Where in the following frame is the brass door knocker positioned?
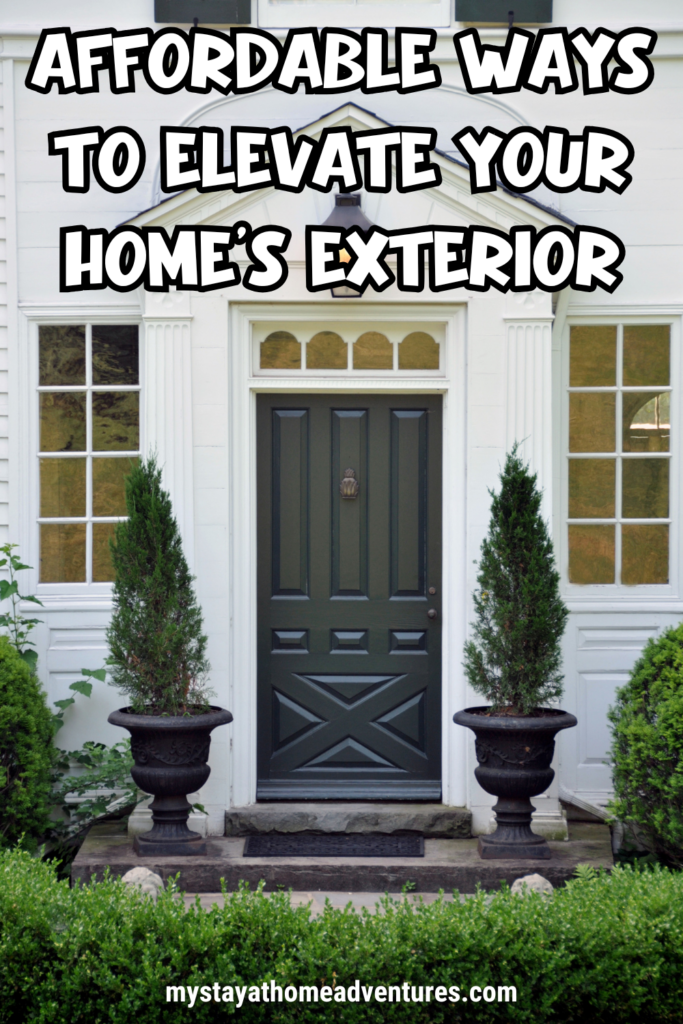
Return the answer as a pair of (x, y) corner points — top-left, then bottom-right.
(340, 468), (360, 499)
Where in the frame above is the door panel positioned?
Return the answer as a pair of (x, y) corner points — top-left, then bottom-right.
(391, 409), (428, 597)
(257, 393), (442, 800)
(272, 409), (309, 597)
(331, 409), (368, 597)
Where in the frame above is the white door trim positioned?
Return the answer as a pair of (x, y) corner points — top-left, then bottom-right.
(226, 300), (468, 809)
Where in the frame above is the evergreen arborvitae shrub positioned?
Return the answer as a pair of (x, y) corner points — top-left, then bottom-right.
(464, 446), (569, 714)
(608, 622), (683, 868)
(107, 456), (210, 715)
(0, 635), (54, 847)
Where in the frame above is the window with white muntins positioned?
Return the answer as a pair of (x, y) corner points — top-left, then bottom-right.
(566, 323), (673, 588)
(37, 324), (140, 584)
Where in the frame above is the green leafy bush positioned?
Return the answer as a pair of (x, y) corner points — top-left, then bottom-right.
(0, 543), (44, 675)
(52, 740), (137, 832)
(464, 446), (569, 714)
(107, 455), (211, 714)
(608, 622), (683, 868)
(0, 638), (55, 848)
(0, 544), (142, 853)
(1, 848), (683, 1023)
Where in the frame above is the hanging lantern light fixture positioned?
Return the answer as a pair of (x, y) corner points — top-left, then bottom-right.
(321, 193), (373, 297)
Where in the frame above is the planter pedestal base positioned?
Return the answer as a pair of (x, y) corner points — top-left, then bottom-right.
(134, 834), (207, 857)
(478, 836), (550, 859)
(478, 797), (550, 860)
(133, 794), (207, 857)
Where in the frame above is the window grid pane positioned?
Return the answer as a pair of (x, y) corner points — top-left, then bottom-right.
(568, 324), (671, 586)
(39, 324), (140, 584)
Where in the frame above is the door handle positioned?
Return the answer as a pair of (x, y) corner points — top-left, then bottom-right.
(427, 608), (438, 620)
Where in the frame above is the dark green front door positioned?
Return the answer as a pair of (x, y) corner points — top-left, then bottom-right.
(257, 394), (442, 799)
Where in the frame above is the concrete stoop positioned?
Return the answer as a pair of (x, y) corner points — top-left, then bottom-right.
(72, 821), (612, 893)
(224, 803), (472, 839)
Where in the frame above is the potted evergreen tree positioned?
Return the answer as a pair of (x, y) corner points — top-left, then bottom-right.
(454, 446), (576, 860)
(107, 456), (232, 856)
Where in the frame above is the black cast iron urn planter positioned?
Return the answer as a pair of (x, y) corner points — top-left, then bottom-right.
(108, 706), (233, 856)
(454, 707), (577, 860)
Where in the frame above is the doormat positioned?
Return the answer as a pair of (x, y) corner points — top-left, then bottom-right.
(243, 833), (425, 857)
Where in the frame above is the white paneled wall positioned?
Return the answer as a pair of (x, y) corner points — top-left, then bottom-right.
(560, 612), (679, 808)
(0, 62), (10, 544)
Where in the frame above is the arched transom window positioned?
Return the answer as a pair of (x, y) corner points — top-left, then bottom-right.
(254, 323), (445, 374)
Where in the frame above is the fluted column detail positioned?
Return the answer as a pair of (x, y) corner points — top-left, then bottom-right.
(143, 293), (195, 568)
(505, 309), (554, 524)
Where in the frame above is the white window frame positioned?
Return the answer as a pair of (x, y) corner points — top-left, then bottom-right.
(257, 0), (452, 29)
(21, 311), (143, 602)
(560, 314), (680, 601)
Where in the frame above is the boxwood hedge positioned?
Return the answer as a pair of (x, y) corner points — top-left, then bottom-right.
(1, 848), (682, 1023)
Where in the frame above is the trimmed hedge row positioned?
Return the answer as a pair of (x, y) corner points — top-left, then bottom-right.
(1, 849), (683, 1023)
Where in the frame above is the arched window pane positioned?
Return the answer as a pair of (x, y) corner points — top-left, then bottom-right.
(353, 332), (393, 369)
(623, 392), (670, 452)
(307, 331), (347, 370)
(260, 331), (301, 370)
(399, 332), (439, 370)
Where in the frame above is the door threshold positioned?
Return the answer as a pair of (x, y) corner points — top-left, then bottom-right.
(257, 781), (442, 801)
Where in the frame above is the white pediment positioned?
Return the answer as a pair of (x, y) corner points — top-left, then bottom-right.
(128, 101), (572, 248)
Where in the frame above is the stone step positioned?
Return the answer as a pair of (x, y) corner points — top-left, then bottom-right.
(72, 821), (612, 893)
(224, 803), (472, 839)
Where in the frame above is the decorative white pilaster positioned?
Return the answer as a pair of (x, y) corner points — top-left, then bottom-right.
(502, 291), (567, 841)
(505, 291), (554, 525)
(142, 291), (195, 568)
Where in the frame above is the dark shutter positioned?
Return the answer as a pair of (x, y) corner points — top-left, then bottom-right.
(154, 0), (250, 23)
(456, 0), (552, 21)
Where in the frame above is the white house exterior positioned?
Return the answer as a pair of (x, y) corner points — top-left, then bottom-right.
(1, 0), (682, 837)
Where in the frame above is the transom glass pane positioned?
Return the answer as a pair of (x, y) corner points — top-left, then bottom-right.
(399, 332), (439, 370)
(260, 331), (301, 370)
(39, 325), (85, 386)
(569, 325), (616, 387)
(306, 331), (347, 369)
(92, 325), (139, 385)
(353, 332), (393, 369)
